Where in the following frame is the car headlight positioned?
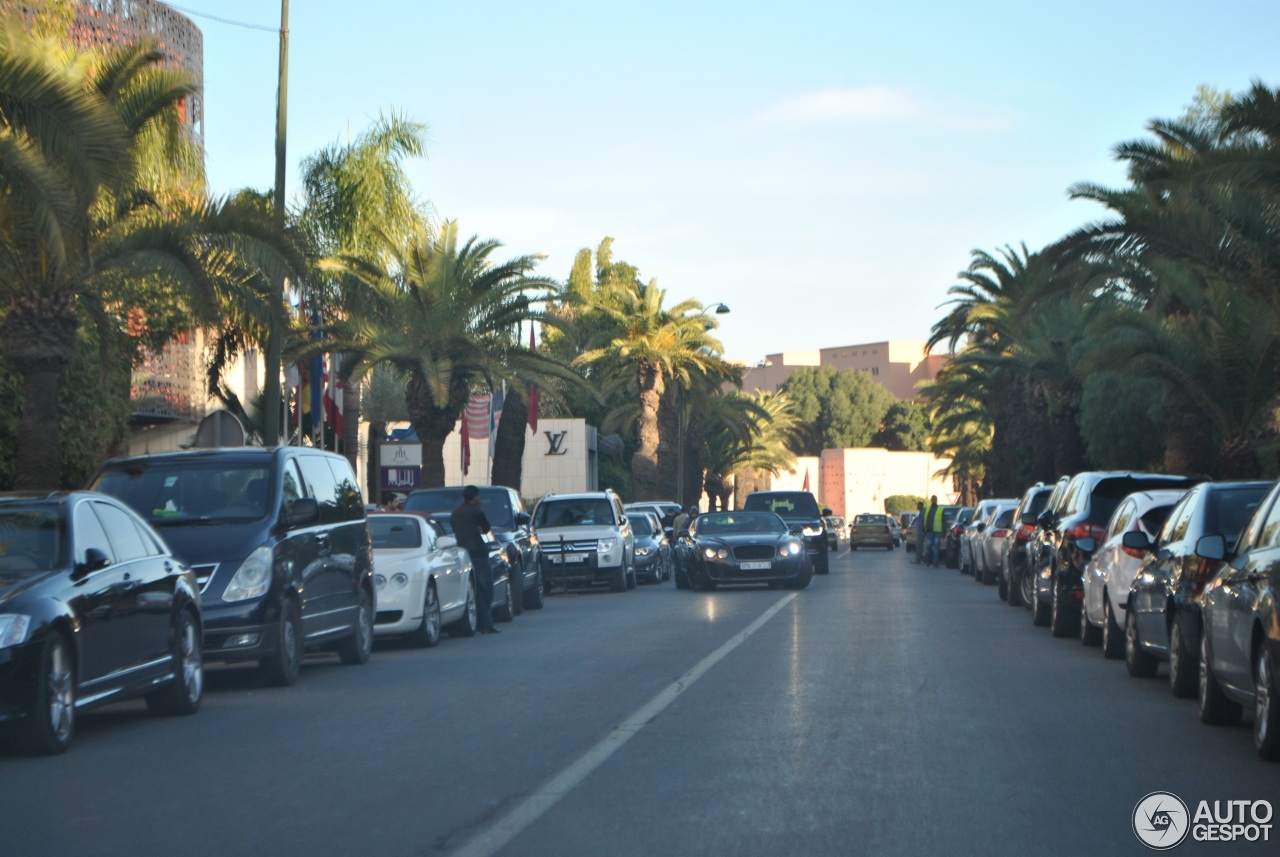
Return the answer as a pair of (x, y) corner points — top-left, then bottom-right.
(0, 614), (32, 648)
(635, 547), (653, 556)
(801, 525), (822, 537)
(391, 573), (409, 589)
(597, 538), (618, 554)
(778, 540), (803, 557)
(223, 546), (273, 602)
(702, 546), (729, 561)
(374, 574), (387, 590)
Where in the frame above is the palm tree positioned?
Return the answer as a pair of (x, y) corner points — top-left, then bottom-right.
(312, 221), (576, 487)
(702, 390), (800, 510)
(575, 283), (732, 500)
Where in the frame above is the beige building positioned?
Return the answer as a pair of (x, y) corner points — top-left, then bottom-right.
(741, 340), (948, 401)
(762, 449), (954, 517)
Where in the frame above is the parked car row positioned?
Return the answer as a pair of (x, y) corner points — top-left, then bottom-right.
(968, 469), (1280, 762)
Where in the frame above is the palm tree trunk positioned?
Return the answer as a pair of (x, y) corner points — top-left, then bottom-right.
(656, 384), (680, 500)
(1164, 384), (1216, 475)
(491, 386), (529, 490)
(682, 412), (704, 509)
(632, 363), (663, 500)
(1, 295), (78, 490)
(406, 373), (461, 489)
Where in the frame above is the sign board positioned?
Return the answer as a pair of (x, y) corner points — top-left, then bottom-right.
(381, 467), (421, 490)
(380, 442), (422, 468)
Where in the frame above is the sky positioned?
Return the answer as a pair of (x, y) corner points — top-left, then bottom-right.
(181, 0), (1280, 365)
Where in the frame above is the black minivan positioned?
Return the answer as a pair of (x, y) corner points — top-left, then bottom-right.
(91, 448), (375, 686)
(742, 490), (831, 574)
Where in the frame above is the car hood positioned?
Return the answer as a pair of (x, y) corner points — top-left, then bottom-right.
(147, 519), (272, 566)
(696, 533), (791, 546)
(0, 569), (60, 607)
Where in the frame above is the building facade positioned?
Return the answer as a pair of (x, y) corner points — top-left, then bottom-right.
(741, 340), (948, 401)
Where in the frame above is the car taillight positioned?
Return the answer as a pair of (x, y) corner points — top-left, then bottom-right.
(952, 526), (964, 536)
(991, 528), (1010, 539)
(1015, 523), (1034, 541)
(1122, 545), (1145, 560)
(1066, 523), (1106, 545)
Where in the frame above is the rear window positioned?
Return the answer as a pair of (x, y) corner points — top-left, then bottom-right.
(855, 514), (888, 525)
(994, 509), (1016, 528)
(369, 517), (423, 549)
(743, 492), (821, 518)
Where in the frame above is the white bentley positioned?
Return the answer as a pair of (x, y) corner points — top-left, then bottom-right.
(368, 512), (477, 645)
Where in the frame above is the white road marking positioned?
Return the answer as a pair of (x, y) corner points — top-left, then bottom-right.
(450, 592), (798, 857)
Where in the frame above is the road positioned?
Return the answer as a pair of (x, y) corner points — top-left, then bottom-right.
(2, 547), (1276, 856)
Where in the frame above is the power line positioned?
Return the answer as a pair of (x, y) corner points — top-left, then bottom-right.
(164, 3), (279, 34)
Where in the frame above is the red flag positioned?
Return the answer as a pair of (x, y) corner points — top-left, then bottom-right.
(527, 326), (539, 433)
(460, 410), (471, 476)
(802, 468), (810, 492)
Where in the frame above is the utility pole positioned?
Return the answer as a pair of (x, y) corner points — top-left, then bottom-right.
(263, 0), (289, 445)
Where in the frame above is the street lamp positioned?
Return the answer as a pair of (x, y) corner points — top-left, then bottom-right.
(676, 302), (732, 507)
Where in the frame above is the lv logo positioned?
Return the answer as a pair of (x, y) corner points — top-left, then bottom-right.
(545, 430), (568, 456)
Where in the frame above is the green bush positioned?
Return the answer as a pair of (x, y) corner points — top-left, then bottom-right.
(884, 494), (924, 514)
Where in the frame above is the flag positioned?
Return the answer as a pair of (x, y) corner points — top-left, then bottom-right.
(323, 352), (344, 436)
(460, 409), (471, 476)
(489, 383), (504, 437)
(802, 468), (810, 492)
(465, 393), (491, 439)
(527, 326), (539, 433)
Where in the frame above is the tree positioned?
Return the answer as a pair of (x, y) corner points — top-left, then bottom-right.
(872, 400), (929, 451)
(780, 366), (897, 455)
(701, 390), (799, 510)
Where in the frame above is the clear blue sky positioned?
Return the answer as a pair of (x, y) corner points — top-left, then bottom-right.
(184, 0), (1280, 364)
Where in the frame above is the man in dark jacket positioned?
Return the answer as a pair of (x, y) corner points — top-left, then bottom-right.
(451, 485), (498, 634)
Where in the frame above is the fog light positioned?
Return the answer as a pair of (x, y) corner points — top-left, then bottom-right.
(224, 633), (260, 648)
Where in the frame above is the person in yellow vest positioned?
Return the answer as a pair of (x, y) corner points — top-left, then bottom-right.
(924, 495), (944, 567)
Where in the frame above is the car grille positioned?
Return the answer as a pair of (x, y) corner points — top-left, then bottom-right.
(192, 564), (218, 593)
(733, 545), (775, 561)
(542, 539), (599, 554)
(375, 610), (403, 625)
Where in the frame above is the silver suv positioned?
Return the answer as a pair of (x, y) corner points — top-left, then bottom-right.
(532, 490), (636, 592)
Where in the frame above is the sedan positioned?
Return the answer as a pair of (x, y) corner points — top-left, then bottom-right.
(1077, 489), (1185, 657)
(849, 514), (895, 550)
(631, 511), (672, 584)
(1122, 482), (1269, 695)
(971, 503), (1018, 585)
(1197, 478), (1280, 761)
(369, 513), (478, 645)
(674, 511), (811, 591)
(0, 492), (204, 755)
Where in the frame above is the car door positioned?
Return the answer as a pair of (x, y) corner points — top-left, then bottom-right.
(1087, 498), (1132, 623)
(1132, 495), (1187, 654)
(68, 498), (126, 688)
(90, 499), (174, 676)
(1220, 494), (1280, 691)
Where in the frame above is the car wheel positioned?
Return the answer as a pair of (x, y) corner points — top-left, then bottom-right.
(691, 562), (717, 591)
(494, 576), (515, 623)
(407, 581), (442, 648)
(1080, 605), (1102, 647)
(788, 564), (813, 590)
(610, 564), (628, 593)
(1016, 566), (1033, 610)
(849, 545), (858, 551)
(509, 560), (525, 616)
(1006, 565), (1023, 607)
(146, 609), (203, 716)
(626, 564), (637, 590)
(1102, 597), (1125, 660)
(18, 630), (75, 755)
(337, 587), (374, 665)
(1031, 575), (1051, 626)
(523, 566), (545, 610)
(1199, 634), (1242, 725)
(1254, 645), (1280, 761)
(674, 560), (691, 590)
(261, 598), (303, 687)
(815, 552), (830, 575)
(1124, 608), (1159, 677)
(1168, 615), (1196, 697)
(1050, 582), (1075, 638)
(448, 579), (478, 637)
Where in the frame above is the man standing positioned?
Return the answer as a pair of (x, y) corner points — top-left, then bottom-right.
(924, 495), (944, 567)
(452, 485), (498, 634)
(913, 500), (926, 563)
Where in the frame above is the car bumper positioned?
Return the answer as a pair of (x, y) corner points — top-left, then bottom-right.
(540, 553), (622, 585)
(373, 580), (427, 636)
(198, 598), (281, 662)
(699, 555), (807, 584)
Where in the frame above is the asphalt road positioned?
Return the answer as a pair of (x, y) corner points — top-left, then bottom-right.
(2, 547), (1277, 856)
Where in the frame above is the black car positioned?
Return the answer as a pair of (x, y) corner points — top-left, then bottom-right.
(1002, 482), (1057, 607)
(741, 490), (830, 574)
(1124, 481), (1270, 696)
(0, 492), (204, 754)
(91, 447), (375, 687)
(1197, 479), (1280, 760)
(425, 515), (517, 621)
(673, 510), (811, 590)
(405, 486), (543, 610)
(630, 511), (671, 584)
(1028, 471), (1199, 638)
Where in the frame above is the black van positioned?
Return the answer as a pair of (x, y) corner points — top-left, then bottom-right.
(742, 490), (832, 574)
(91, 448), (375, 686)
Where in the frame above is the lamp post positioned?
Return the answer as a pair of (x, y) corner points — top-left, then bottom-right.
(263, 0), (289, 446)
(676, 302), (731, 507)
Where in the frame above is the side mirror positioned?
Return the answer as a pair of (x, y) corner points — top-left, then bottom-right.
(1121, 531), (1152, 552)
(975, 521), (986, 532)
(437, 535), (458, 549)
(75, 547), (111, 577)
(1075, 536), (1097, 553)
(619, 514), (628, 525)
(1194, 533), (1226, 562)
(514, 512), (531, 527)
(289, 497), (320, 527)
(1037, 511), (1053, 528)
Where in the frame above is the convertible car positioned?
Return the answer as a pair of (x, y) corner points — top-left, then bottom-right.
(674, 510), (812, 591)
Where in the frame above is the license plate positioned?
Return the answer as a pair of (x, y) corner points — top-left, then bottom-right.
(562, 553), (587, 564)
(739, 561), (771, 570)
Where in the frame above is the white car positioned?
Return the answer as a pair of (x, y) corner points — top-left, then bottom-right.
(971, 501), (1019, 585)
(369, 512), (477, 646)
(960, 498), (1015, 576)
(1079, 489), (1188, 654)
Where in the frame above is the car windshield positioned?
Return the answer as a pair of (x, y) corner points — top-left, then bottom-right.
(695, 512), (786, 536)
(630, 515), (656, 536)
(368, 516), (423, 549)
(404, 488), (515, 528)
(742, 492), (821, 518)
(0, 507), (63, 575)
(534, 498), (615, 528)
(855, 514), (888, 525)
(93, 462), (271, 523)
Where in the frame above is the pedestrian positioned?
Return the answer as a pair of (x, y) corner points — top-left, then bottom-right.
(673, 504), (699, 536)
(451, 485), (499, 634)
(923, 495), (944, 567)
(379, 493), (405, 512)
(913, 500), (925, 562)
